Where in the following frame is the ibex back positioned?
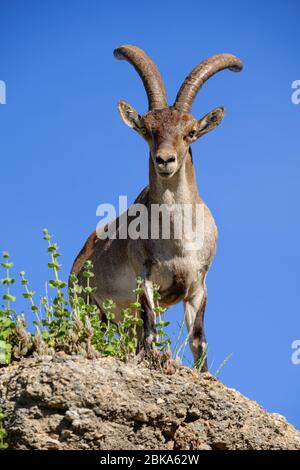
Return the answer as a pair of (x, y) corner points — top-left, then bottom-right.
(71, 45), (243, 369)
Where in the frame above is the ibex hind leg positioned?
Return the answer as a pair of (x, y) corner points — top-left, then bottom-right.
(184, 284), (208, 371)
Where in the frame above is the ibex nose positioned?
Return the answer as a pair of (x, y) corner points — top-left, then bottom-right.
(155, 155), (176, 165)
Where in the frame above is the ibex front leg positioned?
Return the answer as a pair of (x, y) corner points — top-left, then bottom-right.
(137, 279), (157, 353)
(184, 283), (208, 371)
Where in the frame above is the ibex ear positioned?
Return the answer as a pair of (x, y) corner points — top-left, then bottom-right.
(118, 100), (142, 131)
(196, 107), (225, 138)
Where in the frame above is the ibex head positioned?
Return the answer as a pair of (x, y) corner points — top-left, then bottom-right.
(115, 45), (243, 179)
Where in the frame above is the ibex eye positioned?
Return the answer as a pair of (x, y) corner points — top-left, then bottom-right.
(140, 127), (147, 135)
(188, 130), (196, 138)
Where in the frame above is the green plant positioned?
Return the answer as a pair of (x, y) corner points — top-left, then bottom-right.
(214, 353), (233, 378)
(0, 411), (8, 449)
(41, 229), (71, 346)
(116, 276), (144, 360)
(20, 271), (41, 332)
(0, 251), (16, 364)
(0, 230), (193, 372)
(68, 263), (100, 357)
(172, 317), (189, 363)
(68, 267), (144, 360)
(153, 284), (170, 353)
(0, 230), (150, 363)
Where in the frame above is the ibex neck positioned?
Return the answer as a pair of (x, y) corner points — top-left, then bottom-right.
(149, 150), (199, 205)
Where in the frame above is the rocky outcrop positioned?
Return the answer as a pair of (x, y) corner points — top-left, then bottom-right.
(0, 355), (299, 450)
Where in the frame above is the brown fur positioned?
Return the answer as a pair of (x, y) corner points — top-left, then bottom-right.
(72, 231), (98, 277)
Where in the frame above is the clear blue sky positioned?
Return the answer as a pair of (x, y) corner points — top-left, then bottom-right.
(1, 0), (299, 429)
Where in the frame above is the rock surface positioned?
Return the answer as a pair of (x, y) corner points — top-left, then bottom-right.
(0, 355), (299, 450)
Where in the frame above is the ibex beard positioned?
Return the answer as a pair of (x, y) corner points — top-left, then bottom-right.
(71, 45), (243, 370)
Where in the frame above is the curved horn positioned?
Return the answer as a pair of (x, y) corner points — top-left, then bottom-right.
(114, 45), (167, 110)
(174, 53), (243, 113)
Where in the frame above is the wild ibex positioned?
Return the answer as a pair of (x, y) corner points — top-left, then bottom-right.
(71, 45), (243, 369)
